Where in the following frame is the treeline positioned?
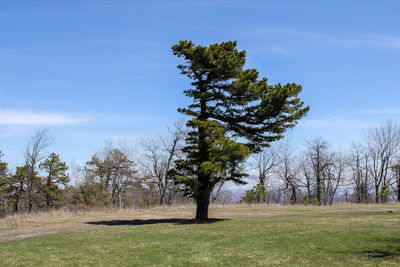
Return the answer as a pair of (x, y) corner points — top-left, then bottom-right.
(1, 121), (400, 217)
(71, 122), (189, 209)
(242, 121), (400, 205)
(0, 124), (190, 217)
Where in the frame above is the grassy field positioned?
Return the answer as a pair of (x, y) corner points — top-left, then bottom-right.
(1, 204), (400, 266)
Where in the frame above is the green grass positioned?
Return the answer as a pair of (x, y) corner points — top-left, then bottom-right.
(1, 211), (400, 266)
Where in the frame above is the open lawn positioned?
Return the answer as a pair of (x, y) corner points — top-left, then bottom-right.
(1, 204), (400, 266)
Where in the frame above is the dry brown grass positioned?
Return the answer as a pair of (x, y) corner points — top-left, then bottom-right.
(1, 202), (399, 231)
(0, 205), (194, 230)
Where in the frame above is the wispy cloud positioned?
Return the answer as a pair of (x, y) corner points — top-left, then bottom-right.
(242, 27), (400, 50)
(93, 0), (235, 9)
(112, 72), (173, 82)
(0, 10), (93, 18)
(22, 39), (163, 50)
(362, 108), (400, 115)
(363, 35), (400, 49)
(247, 44), (293, 56)
(300, 117), (376, 129)
(0, 109), (88, 125)
(267, 44), (292, 54)
(90, 112), (167, 126)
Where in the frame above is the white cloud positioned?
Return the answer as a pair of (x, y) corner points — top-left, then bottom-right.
(0, 109), (88, 125)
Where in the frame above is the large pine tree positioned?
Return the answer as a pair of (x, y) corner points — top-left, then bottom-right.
(172, 40), (309, 220)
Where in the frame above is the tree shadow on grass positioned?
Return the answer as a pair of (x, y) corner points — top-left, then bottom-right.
(85, 218), (226, 226)
(363, 249), (400, 258)
(363, 238), (400, 259)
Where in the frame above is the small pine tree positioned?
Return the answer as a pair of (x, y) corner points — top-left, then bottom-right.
(39, 153), (69, 209)
(379, 185), (392, 203)
(242, 184), (267, 204)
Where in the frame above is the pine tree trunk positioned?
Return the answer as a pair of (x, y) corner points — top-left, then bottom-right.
(195, 194), (210, 220)
(13, 199), (18, 213)
(46, 177), (51, 209)
(46, 193), (50, 209)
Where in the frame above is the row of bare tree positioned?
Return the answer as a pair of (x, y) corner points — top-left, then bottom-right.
(244, 121), (400, 205)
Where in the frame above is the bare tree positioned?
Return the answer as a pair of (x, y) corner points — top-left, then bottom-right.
(249, 143), (281, 203)
(277, 142), (300, 204)
(139, 121), (185, 205)
(391, 156), (400, 202)
(210, 181), (225, 203)
(349, 143), (370, 203)
(365, 121), (400, 202)
(304, 138), (329, 205)
(297, 138), (346, 205)
(298, 156), (314, 203)
(24, 128), (53, 212)
(210, 184), (235, 204)
(323, 151), (346, 205)
(252, 143), (281, 187)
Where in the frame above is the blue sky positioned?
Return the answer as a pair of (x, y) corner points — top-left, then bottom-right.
(1, 0), (399, 169)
